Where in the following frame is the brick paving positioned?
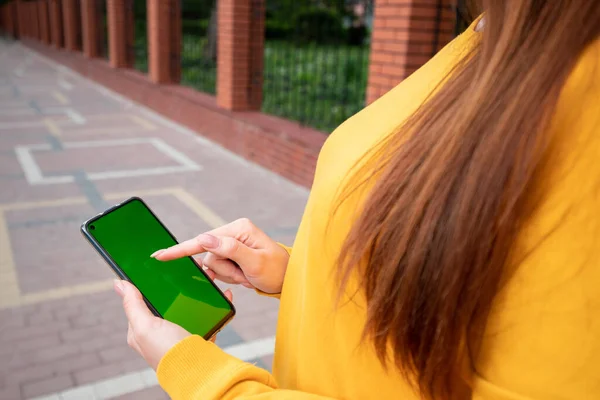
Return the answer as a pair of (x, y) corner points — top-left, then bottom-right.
(0, 39), (308, 399)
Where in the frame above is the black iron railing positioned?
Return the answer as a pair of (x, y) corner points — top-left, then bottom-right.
(133, 0), (147, 73)
(96, 0), (108, 59)
(261, 0), (372, 133)
(179, 0), (217, 94)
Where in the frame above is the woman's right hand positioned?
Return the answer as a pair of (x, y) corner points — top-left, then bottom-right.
(152, 218), (289, 294)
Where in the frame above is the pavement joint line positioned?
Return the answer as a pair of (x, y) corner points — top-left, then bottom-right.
(0, 108), (35, 115)
(29, 336), (277, 400)
(129, 115), (157, 130)
(51, 90), (69, 105)
(148, 138), (200, 169)
(25, 47), (308, 195)
(14, 138), (202, 185)
(7, 214), (91, 229)
(46, 126), (157, 136)
(64, 108), (86, 124)
(39, 108), (84, 122)
(0, 212), (20, 308)
(57, 78), (73, 90)
(0, 188), (229, 310)
(28, 99), (42, 114)
(14, 144), (49, 184)
(43, 118), (62, 137)
(0, 121), (45, 129)
(45, 135), (64, 151)
(72, 169), (111, 212)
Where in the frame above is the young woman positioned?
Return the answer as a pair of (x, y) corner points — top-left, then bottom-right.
(114, 1), (600, 398)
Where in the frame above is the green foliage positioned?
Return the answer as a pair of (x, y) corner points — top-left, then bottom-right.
(182, 19), (210, 36)
(181, 1), (213, 19)
(139, 19), (370, 133)
(262, 41), (369, 132)
(133, 0), (147, 18)
(180, 35), (217, 94)
(133, 20), (148, 73)
(265, 20), (293, 40)
(293, 7), (346, 44)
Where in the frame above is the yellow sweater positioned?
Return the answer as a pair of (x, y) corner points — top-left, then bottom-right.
(157, 23), (600, 399)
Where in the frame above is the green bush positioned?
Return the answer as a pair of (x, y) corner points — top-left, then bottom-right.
(181, 1), (213, 19)
(348, 26), (368, 46)
(182, 19), (210, 36)
(265, 20), (293, 40)
(293, 8), (346, 44)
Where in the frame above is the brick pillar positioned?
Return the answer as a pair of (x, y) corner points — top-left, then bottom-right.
(22, 1), (29, 38)
(8, 1), (18, 38)
(49, 0), (63, 47)
(107, 0), (134, 68)
(217, 0), (264, 111)
(0, 4), (8, 35)
(147, 0), (180, 83)
(24, 2), (30, 38)
(31, 1), (40, 39)
(16, 0), (24, 38)
(38, 0), (51, 44)
(366, 0), (455, 104)
(81, 0), (101, 58)
(62, 0), (82, 51)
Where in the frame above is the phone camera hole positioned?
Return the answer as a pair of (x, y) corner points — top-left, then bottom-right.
(90, 225), (96, 230)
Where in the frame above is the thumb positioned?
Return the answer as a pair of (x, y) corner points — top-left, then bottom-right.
(114, 280), (154, 332)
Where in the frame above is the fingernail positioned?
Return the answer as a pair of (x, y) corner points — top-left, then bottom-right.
(113, 279), (125, 297)
(150, 249), (165, 258)
(199, 234), (219, 249)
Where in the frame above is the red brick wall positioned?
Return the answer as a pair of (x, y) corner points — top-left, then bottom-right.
(367, 0), (455, 103)
(217, 0), (264, 111)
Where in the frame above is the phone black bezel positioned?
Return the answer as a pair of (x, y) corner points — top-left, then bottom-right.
(80, 196), (236, 340)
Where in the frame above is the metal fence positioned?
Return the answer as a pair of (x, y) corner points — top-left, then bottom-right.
(96, 0), (108, 59)
(74, 0), (83, 50)
(261, 0), (372, 133)
(133, 0), (147, 73)
(179, 0), (217, 94)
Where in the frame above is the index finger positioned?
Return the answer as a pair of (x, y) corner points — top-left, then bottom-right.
(154, 220), (256, 261)
(153, 235), (210, 261)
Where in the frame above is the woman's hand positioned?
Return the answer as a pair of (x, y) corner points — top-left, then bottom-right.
(153, 218), (289, 294)
(114, 279), (233, 370)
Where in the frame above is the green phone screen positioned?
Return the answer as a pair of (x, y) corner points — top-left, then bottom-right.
(86, 198), (233, 337)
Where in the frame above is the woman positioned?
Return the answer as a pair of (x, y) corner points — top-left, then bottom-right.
(113, 1), (600, 398)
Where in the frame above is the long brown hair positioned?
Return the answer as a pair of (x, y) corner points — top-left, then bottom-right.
(338, 1), (600, 399)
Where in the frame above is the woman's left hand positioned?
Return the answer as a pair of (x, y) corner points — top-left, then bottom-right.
(114, 279), (233, 370)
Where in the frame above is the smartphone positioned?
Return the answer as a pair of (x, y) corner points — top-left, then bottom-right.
(81, 197), (235, 339)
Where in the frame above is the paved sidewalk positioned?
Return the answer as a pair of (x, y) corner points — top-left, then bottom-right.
(0, 39), (308, 400)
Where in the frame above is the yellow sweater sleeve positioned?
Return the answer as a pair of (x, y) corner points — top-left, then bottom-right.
(157, 336), (337, 399)
(254, 243), (291, 299)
